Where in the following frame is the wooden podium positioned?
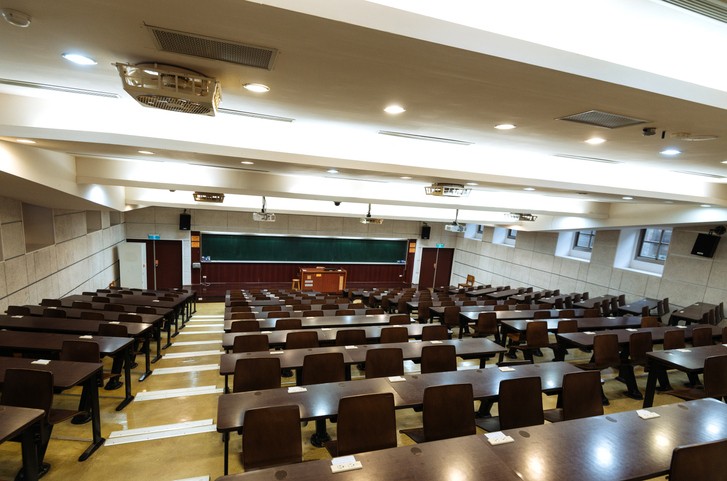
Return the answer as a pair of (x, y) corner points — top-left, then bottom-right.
(299, 268), (347, 293)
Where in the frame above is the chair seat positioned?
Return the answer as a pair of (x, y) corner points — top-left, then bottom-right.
(543, 408), (565, 423)
(49, 408), (82, 425)
(664, 386), (706, 401)
(399, 427), (426, 444)
(474, 416), (502, 432)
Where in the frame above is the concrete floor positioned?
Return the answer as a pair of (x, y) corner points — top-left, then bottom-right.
(0, 302), (701, 480)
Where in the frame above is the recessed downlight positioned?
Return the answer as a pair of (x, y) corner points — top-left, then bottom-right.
(15, 138), (36, 144)
(138, 150), (154, 155)
(400, 176), (412, 180)
(240, 161), (254, 165)
(494, 124), (516, 130)
(585, 137), (606, 145)
(622, 196), (633, 200)
(721, 160), (727, 164)
(701, 204), (712, 208)
(243, 83), (270, 93)
(61, 53), (97, 65)
(523, 187), (536, 191)
(660, 148), (681, 156)
(466, 182), (478, 186)
(384, 104), (405, 114)
(327, 169), (339, 174)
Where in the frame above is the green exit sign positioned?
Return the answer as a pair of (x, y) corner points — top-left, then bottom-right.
(436, 243), (445, 248)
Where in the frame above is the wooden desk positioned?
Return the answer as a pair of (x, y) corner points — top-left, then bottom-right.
(643, 344), (727, 408)
(454, 309), (586, 339)
(618, 298), (659, 316)
(573, 295), (615, 309)
(668, 302), (717, 325)
(0, 331), (134, 411)
(464, 286), (500, 297)
(0, 405), (44, 481)
(0, 314), (154, 381)
(108, 287), (197, 320)
(222, 324), (433, 351)
(299, 268), (347, 293)
(219, 338), (506, 391)
(224, 314), (400, 332)
(485, 288), (524, 300)
(0, 357), (105, 461)
(503, 316), (642, 338)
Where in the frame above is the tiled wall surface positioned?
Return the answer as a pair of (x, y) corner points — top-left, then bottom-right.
(451, 226), (727, 310)
(0, 196), (123, 313)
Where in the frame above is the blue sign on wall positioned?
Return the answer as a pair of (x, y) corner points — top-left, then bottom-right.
(436, 243), (445, 248)
(147, 234), (161, 240)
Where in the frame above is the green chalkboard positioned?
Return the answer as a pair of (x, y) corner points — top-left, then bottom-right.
(200, 234), (408, 264)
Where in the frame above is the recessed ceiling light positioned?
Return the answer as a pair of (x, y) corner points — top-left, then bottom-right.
(701, 204), (712, 208)
(384, 105), (406, 114)
(466, 182), (478, 186)
(494, 124), (516, 130)
(1, 9), (31, 27)
(15, 138), (36, 144)
(327, 169), (339, 174)
(523, 187), (536, 191)
(137, 150), (154, 155)
(585, 137), (606, 145)
(243, 83), (270, 93)
(400, 176), (412, 180)
(664, 200), (674, 204)
(622, 196), (633, 200)
(721, 160), (727, 164)
(660, 148), (681, 156)
(61, 53), (97, 66)
(240, 161), (254, 165)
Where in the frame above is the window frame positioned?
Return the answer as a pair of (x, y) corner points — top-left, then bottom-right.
(506, 229), (518, 240)
(635, 228), (672, 264)
(573, 230), (596, 252)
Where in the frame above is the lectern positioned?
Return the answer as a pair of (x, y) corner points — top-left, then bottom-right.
(299, 267), (347, 293)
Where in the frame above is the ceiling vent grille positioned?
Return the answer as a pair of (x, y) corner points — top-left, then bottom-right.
(661, 0), (727, 23)
(217, 107), (294, 123)
(147, 24), (277, 70)
(0, 78), (119, 98)
(557, 110), (648, 129)
(378, 130), (473, 145)
(671, 170), (727, 179)
(554, 154), (624, 165)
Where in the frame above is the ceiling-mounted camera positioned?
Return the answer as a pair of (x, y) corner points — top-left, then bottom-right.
(642, 127), (656, 136)
(334, 201), (341, 206)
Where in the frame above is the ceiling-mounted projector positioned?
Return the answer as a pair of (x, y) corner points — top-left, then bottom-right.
(253, 212), (276, 222)
(507, 213), (538, 222)
(444, 223), (465, 233)
(360, 203), (383, 224)
(424, 183), (471, 197)
(115, 62), (221, 116)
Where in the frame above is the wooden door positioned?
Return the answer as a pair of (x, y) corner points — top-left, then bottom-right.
(419, 248), (454, 289)
(128, 239), (183, 289)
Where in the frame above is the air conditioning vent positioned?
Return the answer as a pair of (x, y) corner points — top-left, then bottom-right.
(557, 110), (648, 129)
(425, 183), (471, 197)
(193, 192), (225, 203)
(661, 0), (727, 23)
(0, 78), (119, 98)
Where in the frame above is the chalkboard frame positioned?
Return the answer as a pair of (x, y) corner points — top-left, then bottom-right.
(200, 232), (408, 264)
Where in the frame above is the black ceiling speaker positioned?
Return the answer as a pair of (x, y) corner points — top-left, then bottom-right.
(421, 224), (431, 239)
(691, 233), (720, 258)
(179, 211), (191, 230)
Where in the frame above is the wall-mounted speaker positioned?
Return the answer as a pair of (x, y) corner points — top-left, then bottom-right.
(421, 225), (431, 239)
(179, 213), (191, 230)
(691, 233), (720, 258)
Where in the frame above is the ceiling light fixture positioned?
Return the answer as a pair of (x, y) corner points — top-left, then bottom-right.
(62, 53), (97, 66)
(0, 9), (31, 27)
(622, 196), (634, 200)
(327, 169), (339, 174)
(494, 124), (516, 130)
(243, 83), (270, 93)
(660, 148), (681, 156)
(15, 139), (36, 144)
(138, 150), (154, 155)
(466, 182), (478, 186)
(585, 137), (606, 145)
(240, 161), (254, 165)
(384, 105), (405, 114)
(701, 204), (712, 208)
(523, 187), (536, 191)
(400, 176), (412, 180)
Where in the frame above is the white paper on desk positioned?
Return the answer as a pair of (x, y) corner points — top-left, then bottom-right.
(109, 321), (120, 324)
(388, 376), (406, 382)
(269, 350), (284, 354)
(345, 345), (358, 349)
(499, 366), (516, 372)
(261, 331), (272, 334)
(485, 432), (515, 445)
(677, 326), (687, 329)
(637, 409), (660, 420)
(288, 386), (307, 393)
(584, 331), (596, 335)
(321, 328), (332, 331)
(31, 359), (51, 365)
(429, 340), (443, 344)
(626, 328), (638, 332)
(677, 349), (691, 353)
(79, 335), (93, 339)
(332, 455), (357, 466)
(46, 306), (57, 309)
(11, 315), (23, 318)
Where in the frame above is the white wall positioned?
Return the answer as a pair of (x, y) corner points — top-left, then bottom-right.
(451, 225), (727, 310)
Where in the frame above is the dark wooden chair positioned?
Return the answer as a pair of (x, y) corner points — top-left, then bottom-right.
(420, 345), (457, 374)
(104, 303), (125, 312)
(558, 309), (575, 318)
(302, 352), (347, 446)
(364, 348), (404, 378)
(80, 311), (105, 320)
(442, 306), (461, 329)
(335, 329), (367, 346)
(232, 334), (270, 353)
(40, 299), (61, 307)
(400, 383), (475, 443)
(533, 310), (551, 319)
(325, 393), (396, 457)
(551, 319), (577, 361)
(510, 321), (550, 363)
(242, 405), (302, 471)
(229, 320), (260, 332)
(583, 308), (600, 317)
(275, 318), (302, 330)
(665, 354), (727, 402)
(421, 325), (449, 341)
(388, 314), (411, 325)
(669, 438), (727, 481)
(576, 333), (622, 405)
(285, 331), (319, 349)
(473, 312), (500, 344)
(691, 326), (714, 347)
(266, 311), (290, 318)
(379, 327), (408, 344)
(97, 323), (128, 389)
(335, 309), (355, 316)
(543, 371), (603, 422)
(136, 306), (157, 315)
(640, 316), (659, 328)
(302, 310), (324, 317)
(42, 308), (66, 318)
(416, 301), (432, 324)
(229, 312), (256, 320)
(71, 301), (92, 309)
(6, 305), (31, 316)
(476, 376), (544, 431)
(60, 340), (102, 424)
(664, 329), (686, 350)
(118, 313), (143, 323)
(233, 357), (281, 392)
(366, 308), (385, 315)
(229, 306), (252, 313)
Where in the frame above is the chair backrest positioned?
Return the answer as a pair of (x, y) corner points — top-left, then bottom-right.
(302, 310), (324, 317)
(71, 301), (93, 309)
(422, 383), (475, 441)
(669, 438), (727, 481)
(104, 303), (126, 312)
(533, 310), (551, 319)
(80, 311), (105, 320)
(583, 308), (600, 317)
(92, 296), (110, 303)
(475, 312), (498, 337)
(335, 393), (397, 456)
(275, 318), (302, 330)
(722, 326), (727, 344)
(230, 320), (261, 332)
(302, 352), (346, 385)
(389, 314), (410, 325)
(663, 329), (686, 350)
(266, 311), (290, 318)
(442, 306), (461, 327)
(524, 321), (550, 348)
(497, 376), (544, 430)
(136, 306), (157, 315)
(379, 327), (408, 344)
(703, 354), (727, 399)
(285, 331), (319, 349)
(420, 344), (457, 374)
(556, 319), (578, 334)
(261, 305), (280, 312)
(43, 308), (66, 318)
(494, 304), (509, 311)
(6, 305), (31, 316)
(421, 325), (448, 341)
(230, 306), (252, 313)
(233, 357), (282, 392)
(629, 331), (653, 366)
(561, 371), (604, 421)
(230, 312), (256, 320)
(335, 329), (367, 346)
(118, 313), (143, 323)
(98, 323), (129, 337)
(40, 298), (62, 307)
(366, 308), (385, 315)
(232, 334), (270, 353)
(242, 405), (302, 471)
(640, 316), (659, 328)
(322, 303), (340, 310)
(1, 368), (53, 419)
(691, 326), (713, 347)
(558, 309), (575, 318)
(593, 333), (621, 367)
(60, 340), (101, 363)
(554, 298), (565, 309)
(335, 309), (356, 316)
(364, 348), (404, 378)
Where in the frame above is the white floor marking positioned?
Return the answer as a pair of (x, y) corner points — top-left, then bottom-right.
(162, 350), (224, 359)
(172, 340), (222, 346)
(151, 364), (220, 375)
(134, 385), (223, 401)
(105, 419), (217, 445)
(177, 330), (225, 335)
